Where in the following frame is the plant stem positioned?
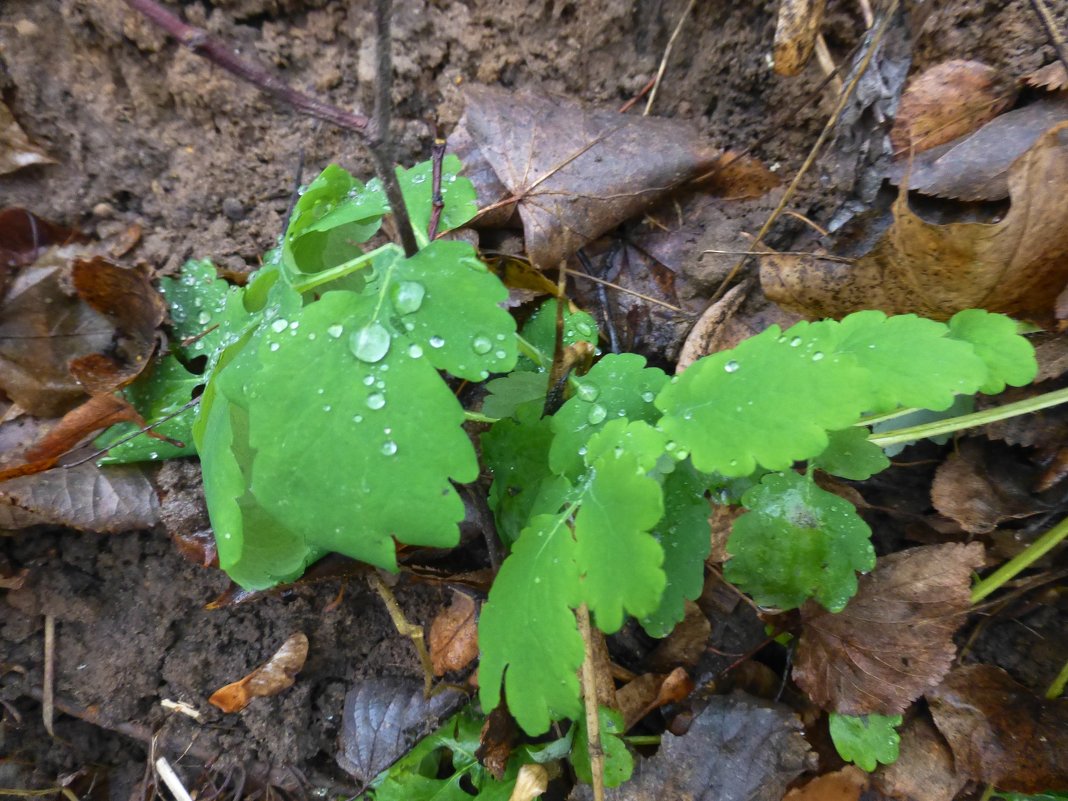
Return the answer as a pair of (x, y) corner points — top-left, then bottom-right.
(290, 243), (398, 294)
(577, 603), (606, 801)
(1046, 657), (1068, 700)
(463, 411), (499, 424)
(868, 386), (1068, 448)
(516, 334), (548, 368)
(856, 406), (921, 427)
(971, 516), (1068, 603)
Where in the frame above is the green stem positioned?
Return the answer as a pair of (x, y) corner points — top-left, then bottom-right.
(856, 406), (922, 427)
(464, 411), (499, 424)
(515, 333), (548, 368)
(1046, 658), (1068, 700)
(971, 516), (1068, 603)
(290, 242), (399, 294)
(622, 735), (661, 746)
(868, 386), (1068, 448)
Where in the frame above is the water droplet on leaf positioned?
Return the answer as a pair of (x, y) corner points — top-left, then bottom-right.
(587, 404), (607, 425)
(789, 336), (802, 347)
(429, 335), (445, 348)
(350, 323), (391, 363)
(472, 335), (492, 354)
(271, 319), (288, 333)
(327, 324), (344, 339)
(381, 440), (398, 455)
(269, 342), (280, 352)
(576, 382), (599, 402)
(724, 360), (740, 373)
(197, 311), (211, 325)
(408, 344), (424, 358)
(641, 391), (655, 402)
(391, 281), (425, 314)
(366, 393), (386, 410)
(812, 351), (825, 361)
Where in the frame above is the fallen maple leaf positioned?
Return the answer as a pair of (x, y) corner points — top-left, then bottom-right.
(927, 664), (1068, 793)
(208, 632), (309, 713)
(763, 120), (1068, 323)
(793, 543), (984, 715)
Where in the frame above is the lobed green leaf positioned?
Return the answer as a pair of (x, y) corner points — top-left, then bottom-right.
(571, 707), (634, 788)
(810, 427), (890, 481)
(828, 713), (902, 772)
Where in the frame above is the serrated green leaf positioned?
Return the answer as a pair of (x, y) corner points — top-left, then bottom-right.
(397, 155), (479, 239)
(516, 299), (598, 371)
(478, 512), (585, 735)
(948, 308), (1037, 393)
(724, 471), (874, 611)
(482, 371), (548, 419)
(571, 707), (634, 788)
(550, 353), (668, 477)
(828, 713), (902, 772)
(575, 423), (666, 633)
(158, 259), (238, 360)
(641, 462), (712, 638)
(811, 427), (890, 480)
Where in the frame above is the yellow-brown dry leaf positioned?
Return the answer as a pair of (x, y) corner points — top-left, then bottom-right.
(762, 121), (1068, 323)
(872, 715), (965, 801)
(773, 0), (827, 77)
(1024, 62), (1068, 92)
(890, 60), (1016, 155)
(617, 667), (693, 730)
(429, 591), (479, 676)
(783, 766), (867, 801)
(209, 632), (308, 713)
(508, 763), (547, 801)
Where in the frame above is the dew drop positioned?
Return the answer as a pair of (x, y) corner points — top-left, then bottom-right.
(408, 344), (424, 358)
(362, 375), (375, 386)
(269, 342), (280, 352)
(674, 449), (690, 460)
(472, 335), (492, 354)
(381, 440), (398, 455)
(494, 349), (507, 360)
(429, 335), (445, 348)
(391, 281), (426, 314)
(289, 321), (299, 330)
(641, 391), (655, 402)
(352, 414), (363, 423)
(478, 370), (489, 380)
(270, 319), (288, 333)
(587, 404), (607, 425)
(533, 577), (541, 584)
(307, 333), (317, 341)
(576, 382), (599, 402)
(812, 351), (825, 361)
(366, 393), (386, 410)
(724, 359), (740, 373)
(350, 323), (391, 363)
(197, 311), (211, 325)
(665, 441), (677, 451)
(574, 320), (593, 337)
(577, 446), (588, 457)
(327, 324), (344, 339)
(789, 336), (802, 347)
(323, 404), (332, 412)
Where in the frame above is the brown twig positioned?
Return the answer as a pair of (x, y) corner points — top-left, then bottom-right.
(577, 603), (606, 801)
(1029, 0), (1068, 78)
(42, 615), (55, 737)
(427, 138), (448, 240)
(644, 0), (697, 116)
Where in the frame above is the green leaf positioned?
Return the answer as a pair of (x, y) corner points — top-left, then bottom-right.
(810, 427), (890, 480)
(991, 793), (1068, 801)
(575, 420), (666, 633)
(397, 155), (479, 239)
(478, 512), (585, 735)
(571, 707), (634, 788)
(641, 462), (712, 638)
(549, 353), (668, 478)
(158, 258), (240, 361)
(516, 299), (598, 371)
(724, 470), (874, 611)
(482, 371), (549, 419)
(828, 713), (902, 772)
(948, 308), (1038, 393)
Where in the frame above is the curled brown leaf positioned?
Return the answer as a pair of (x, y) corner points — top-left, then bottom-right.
(208, 632), (309, 713)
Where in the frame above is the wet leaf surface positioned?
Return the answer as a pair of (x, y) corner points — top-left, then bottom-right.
(335, 676), (467, 785)
(458, 84), (721, 267)
(927, 664), (1068, 793)
(765, 121), (1068, 322)
(208, 632), (309, 714)
(0, 462), (159, 532)
(794, 543), (984, 715)
(570, 693), (814, 800)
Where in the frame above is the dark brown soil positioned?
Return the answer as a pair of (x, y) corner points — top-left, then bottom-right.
(1, 0), (1065, 798)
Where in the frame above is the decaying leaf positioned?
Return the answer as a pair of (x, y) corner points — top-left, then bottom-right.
(511, 763), (549, 801)
(477, 705), (518, 780)
(617, 667), (694, 730)
(0, 100), (55, 175)
(429, 590), (479, 676)
(646, 601), (710, 672)
(783, 766), (867, 801)
(872, 715), (966, 801)
(456, 84), (721, 267)
(0, 462), (159, 532)
(794, 543), (984, 715)
(931, 440), (1049, 534)
(1024, 62), (1068, 92)
(208, 633), (309, 713)
(335, 677), (467, 784)
(764, 121), (1068, 322)
(571, 693), (813, 801)
(890, 97), (1068, 201)
(890, 60), (1016, 155)
(0, 208), (82, 271)
(927, 664), (1068, 793)
(773, 0), (827, 77)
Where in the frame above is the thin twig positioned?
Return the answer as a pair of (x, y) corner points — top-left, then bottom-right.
(427, 138), (447, 240)
(1029, 0), (1068, 78)
(644, 0), (697, 116)
(43, 615), (55, 737)
(577, 604), (605, 801)
(711, 0), (901, 302)
(563, 267), (686, 312)
(155, 757), (194, 801)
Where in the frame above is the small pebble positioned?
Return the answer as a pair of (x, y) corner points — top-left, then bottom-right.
(221, 197), (245, 221)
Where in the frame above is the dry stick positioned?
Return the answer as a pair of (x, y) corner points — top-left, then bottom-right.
(427, 138), (448, 240)
(121, 0), (418, 258)
(1029, 0), (1068, 77)
(577, 603), (606, 801)
(644, 0), (698, 116)
(42, 614), (55, 737)
(710, 0), (900, 302)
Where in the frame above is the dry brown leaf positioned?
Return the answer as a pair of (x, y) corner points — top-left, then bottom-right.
(708, 501), (743, 564)
(208, 633), (309, 713)
(773, 0), (828, 77)
(457, 84), (721, 268)
(617, 667), (694, 730)
(794, 543), (984, 715)
(429, 590), (479, 676)
(872, 715), (965, 801)
(0, 100), (55, 175)
(763, 120), (1068, 322)
(927, 664), (1068, 793)
(700, 152), (781, 200)
(509, 764), (548, 801)
(783, 766), (867, 801)
(0, 208), (82, 271)
(646, 601), (710, 672)
(477, 705), (518, 780)
(890, 60), (1016, 155)
(930, 440), (1048, 534)
(0, 462), (159, 533)
(1024, 61), (1068, 92)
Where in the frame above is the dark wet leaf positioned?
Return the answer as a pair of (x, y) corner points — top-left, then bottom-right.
(209, 632), (309, 713)
(335, 677), (467, 784)
(0, 462), (159, 532)
(457, 84), (720, 267)
(0, 208), (81, 271)
(570, 693), (814, 800)
(0, 100), (55, 175)
(927, 665), (1068, 793)
(794, 543), (984, 715)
